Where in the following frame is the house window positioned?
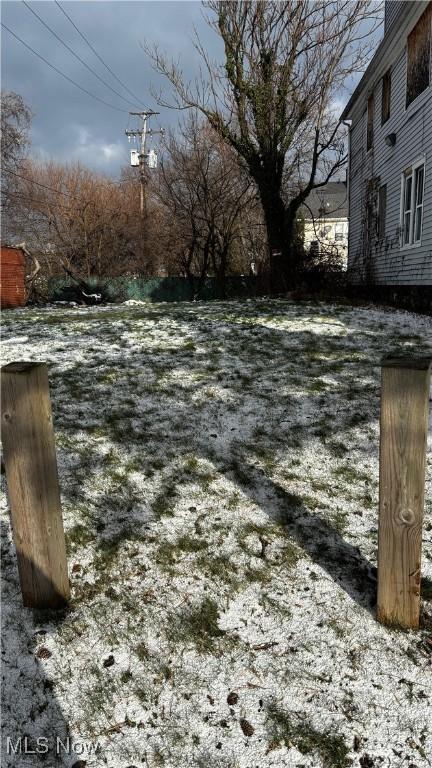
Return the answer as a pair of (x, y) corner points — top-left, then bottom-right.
(406, 3), (432, 107)
(381, 70), (391, 124)
(335, 223), (344, 241)
(367, 94), (374, 150)
(319, 225), (331, 238)
(378, 185), (387, 239)
(401, 161), (425, 246)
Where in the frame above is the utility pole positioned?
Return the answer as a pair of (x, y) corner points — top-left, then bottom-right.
(125, 111), (163, 220)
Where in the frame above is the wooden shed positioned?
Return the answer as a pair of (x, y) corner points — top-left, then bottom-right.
(0, 246), (26, 309)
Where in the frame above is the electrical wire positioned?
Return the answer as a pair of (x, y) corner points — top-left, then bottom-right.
(3, 188), (136, 219)
(1, 22), (128, 114)
(3, 189), (76, 213)
(2, 171), (137, 215)
(55, 0), (148, 110)
(3, 168), (83, 199)
(3, 169), (143, 197)
(22, 1), (142, 111)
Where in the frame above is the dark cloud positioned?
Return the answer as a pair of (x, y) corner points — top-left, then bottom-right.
(1, 1), (222, 176)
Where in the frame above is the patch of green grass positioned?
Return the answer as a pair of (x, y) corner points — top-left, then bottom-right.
(279, 540), (302, 569)
(327, 618), (346, 639)
(227, 492), (241, 510)
(310, 479), (334, 494)
(330, 510), (348, 535)
(253, 445), (276, 474)
(309, 378), (329, 393)
(66, 523), (94, 554)
(183, 454), (199, 473)
(327, 440), (349, 458)
(167, 597), (229, 654)
(135, 642), (150, 662)
(152, 481), (178, 518)
(266, 703), (351, 768)
(93, 532), (127, 573)
(333, 464), (371, 484)
(177, 535), (209, 553)
(244, 565), (271, 584)
(155, 541), (178, 571)
(196, 553), (239, 589)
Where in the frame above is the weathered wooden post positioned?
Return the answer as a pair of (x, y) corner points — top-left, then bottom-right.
(1, 362), (70, 608)
(377, 356), (431, 628)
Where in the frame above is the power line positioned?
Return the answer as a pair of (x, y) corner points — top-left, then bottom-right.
(3, 168), (81, 199)
(55, 0), (148, 110)
(3, 189), (77, 213)
(3, 188), (136, 220)
(3, 168), (134, 196)
(1, 22), (128, 114)
(22, 1), (142, 111)
(2, 170), (137, 215)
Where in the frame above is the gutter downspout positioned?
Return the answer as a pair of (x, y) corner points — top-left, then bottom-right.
(342, 119), (352, 274)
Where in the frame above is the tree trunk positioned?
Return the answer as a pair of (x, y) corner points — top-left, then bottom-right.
(283, 211), (300, 284)
(260, 190), (289, 293)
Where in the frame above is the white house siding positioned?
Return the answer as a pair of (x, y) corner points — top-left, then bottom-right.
(384, 1), (410, 32)
(346, 3), (432, 286)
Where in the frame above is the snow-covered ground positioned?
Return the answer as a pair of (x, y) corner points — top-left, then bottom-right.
(1, 298), (432, 768)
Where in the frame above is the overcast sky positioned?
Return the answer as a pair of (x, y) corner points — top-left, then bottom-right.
(1, 0), (223, 177)
(2, 1), (383, 179)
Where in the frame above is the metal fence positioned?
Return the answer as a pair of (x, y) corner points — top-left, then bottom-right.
(48, 275), (258, 303)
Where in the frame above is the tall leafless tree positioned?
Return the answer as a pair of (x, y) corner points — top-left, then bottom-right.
(158, 116), (258, 297)
(1, 90), (33, 214)
(146, 0), (382, 290)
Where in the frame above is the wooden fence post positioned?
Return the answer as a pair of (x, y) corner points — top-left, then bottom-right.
(1, 362), (70, 608)
(377, 356), (431, 628)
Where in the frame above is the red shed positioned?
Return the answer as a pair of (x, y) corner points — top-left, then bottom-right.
(0, 246), (26, 309)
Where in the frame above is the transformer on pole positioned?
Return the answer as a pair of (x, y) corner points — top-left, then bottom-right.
(125, 111), (164, 219)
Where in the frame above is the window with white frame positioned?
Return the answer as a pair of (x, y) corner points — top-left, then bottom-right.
(334, 223), (344, 241)
(401, 160), (425, 246)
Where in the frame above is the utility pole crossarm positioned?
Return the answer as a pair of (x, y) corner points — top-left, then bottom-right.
(124, 110), (164, 234)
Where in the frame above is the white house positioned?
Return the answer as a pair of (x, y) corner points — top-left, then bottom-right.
(302, 182), (348, 269)
(341, 0), (432, 286)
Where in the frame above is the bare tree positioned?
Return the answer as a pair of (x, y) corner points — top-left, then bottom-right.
(1, 91), (33, 214)
(4, 161), (139, 280)
(146, 1), (382, 290)
(158, 115), (258, 297)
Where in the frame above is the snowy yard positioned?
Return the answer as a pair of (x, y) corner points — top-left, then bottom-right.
(1, 297), (432, 768)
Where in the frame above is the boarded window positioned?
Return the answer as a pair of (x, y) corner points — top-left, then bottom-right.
(381, 70), (391, 124)
(406, 3), (432, 107)
(367, 94), (374, 151)
(378, 185), (387, 238)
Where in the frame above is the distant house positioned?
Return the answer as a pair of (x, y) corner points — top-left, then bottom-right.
(301, 182), (348, 268)
(341, 1), (432, 286)
(0, 245), (26, 309)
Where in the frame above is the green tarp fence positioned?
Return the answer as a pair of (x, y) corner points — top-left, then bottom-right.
(48, 275), (258, 303)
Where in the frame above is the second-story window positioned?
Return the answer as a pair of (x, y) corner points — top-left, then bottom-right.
(381, 70), (391, 124)
(367, 94), (374, 151)
(406, 3), (432, 107)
